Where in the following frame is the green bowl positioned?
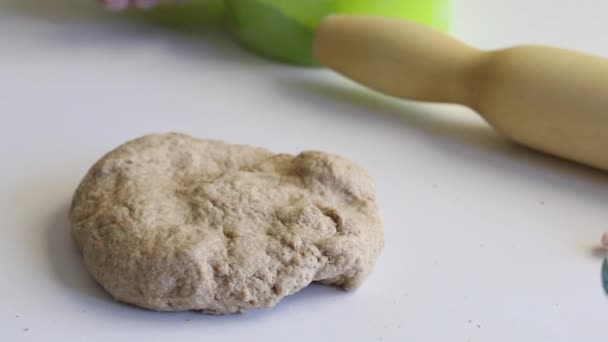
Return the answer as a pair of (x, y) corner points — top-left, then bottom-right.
(225, 0), (451, 65)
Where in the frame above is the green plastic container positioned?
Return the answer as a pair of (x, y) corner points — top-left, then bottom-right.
(225, 0), (451, 65)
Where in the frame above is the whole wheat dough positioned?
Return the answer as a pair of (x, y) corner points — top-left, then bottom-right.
(70, 133), (383, 313)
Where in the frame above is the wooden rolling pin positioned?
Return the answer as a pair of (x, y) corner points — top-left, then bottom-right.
(314, 15), (608, 171)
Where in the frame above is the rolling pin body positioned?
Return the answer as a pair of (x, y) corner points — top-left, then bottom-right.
(315, 16), (608, 171)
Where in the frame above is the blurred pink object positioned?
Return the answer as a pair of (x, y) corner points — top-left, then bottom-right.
(602, 232), (608, 247)
(99, 0), (161, 10)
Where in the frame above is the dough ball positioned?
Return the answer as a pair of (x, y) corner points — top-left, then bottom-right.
(70, 133), (383, 313)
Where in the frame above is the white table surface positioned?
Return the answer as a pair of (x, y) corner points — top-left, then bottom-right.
(2, 0), (608, 341)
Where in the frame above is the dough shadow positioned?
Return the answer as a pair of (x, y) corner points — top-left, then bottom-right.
(234, 283), (350, 322)
(0, 0), (267, 66)
(277, 76), (608, 204)
(45, 203), (113, 303)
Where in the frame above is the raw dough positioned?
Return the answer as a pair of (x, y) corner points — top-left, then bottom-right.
(70, 133), (383, 313)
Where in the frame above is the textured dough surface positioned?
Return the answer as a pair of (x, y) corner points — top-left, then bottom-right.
(70, 133), (383, 313)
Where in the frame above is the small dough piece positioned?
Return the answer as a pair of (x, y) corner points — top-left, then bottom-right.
(70, 133), (383, 313)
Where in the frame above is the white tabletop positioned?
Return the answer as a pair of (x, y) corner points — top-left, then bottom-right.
(2, 0), (608, 341)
